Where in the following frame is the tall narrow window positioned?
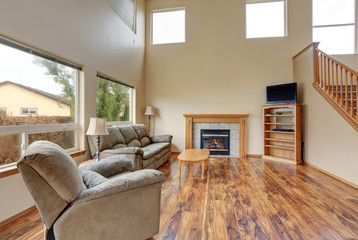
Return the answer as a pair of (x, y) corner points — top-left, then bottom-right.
(246, 0), (287, 39)
(96, 74), (134, 124)
(0, 36), (81, 167)
(313, 0), (356, 54)
(151, 8), (186, 45)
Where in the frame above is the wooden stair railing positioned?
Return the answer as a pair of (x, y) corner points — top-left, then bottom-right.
(313, 47), (358, 131)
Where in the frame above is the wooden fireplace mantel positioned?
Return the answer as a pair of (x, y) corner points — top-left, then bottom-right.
(183, 114), (249, 158)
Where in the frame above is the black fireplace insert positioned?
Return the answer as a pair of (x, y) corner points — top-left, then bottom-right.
(200, 129), (230, 155)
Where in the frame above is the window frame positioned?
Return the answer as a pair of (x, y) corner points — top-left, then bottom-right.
(312, 0), (357, 54)
(150, 7), (186, 45)
(96, 72), (136, 125)
(245, 0), (288, 39)
(0, 34), (82, 169)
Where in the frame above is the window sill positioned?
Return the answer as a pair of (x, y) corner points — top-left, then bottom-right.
(0, 149), (87, 179)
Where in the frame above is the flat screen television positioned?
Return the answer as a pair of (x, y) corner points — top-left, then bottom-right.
(266, 83), (297, 104)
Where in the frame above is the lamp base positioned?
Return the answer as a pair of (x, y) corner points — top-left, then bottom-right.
(96, 135), (101, 161)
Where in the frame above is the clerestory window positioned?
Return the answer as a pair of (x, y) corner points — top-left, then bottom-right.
(313, 0), (357, 54)
(246, 0), (287, 39)
(151, 8), (186, 45)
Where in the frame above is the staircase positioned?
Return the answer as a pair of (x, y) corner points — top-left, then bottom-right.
(313, 46), (358, 131)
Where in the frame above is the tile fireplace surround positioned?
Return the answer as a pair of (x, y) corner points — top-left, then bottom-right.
(184, 114), (249, 158)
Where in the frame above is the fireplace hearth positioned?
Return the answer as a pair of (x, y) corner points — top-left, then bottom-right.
(200, 129), (230, 155)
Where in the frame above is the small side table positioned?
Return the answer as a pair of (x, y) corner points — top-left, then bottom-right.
(178, 149), (210, 180)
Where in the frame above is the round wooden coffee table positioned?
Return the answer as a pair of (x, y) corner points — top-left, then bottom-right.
(178, 149), (210, 180)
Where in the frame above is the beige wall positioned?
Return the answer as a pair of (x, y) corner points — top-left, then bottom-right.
(333, 54), (358, 72)
(145, 0), (313, 153)
(294, 48), (358, 185)
(0, 83), (71, 117)
(0, 0), (146, 222)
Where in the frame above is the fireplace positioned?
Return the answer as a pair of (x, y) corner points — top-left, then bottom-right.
(200, 129), (230, 155)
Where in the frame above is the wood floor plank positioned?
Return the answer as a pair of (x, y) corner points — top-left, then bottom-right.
(2, 155), (358, 240)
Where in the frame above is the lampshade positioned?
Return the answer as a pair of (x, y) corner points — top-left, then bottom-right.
(144, 105), (155, 116)
(86, 117), (109, 136)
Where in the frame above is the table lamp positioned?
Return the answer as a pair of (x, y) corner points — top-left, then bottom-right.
(144, 105), (155, 135)
(86, 117), (109, 161)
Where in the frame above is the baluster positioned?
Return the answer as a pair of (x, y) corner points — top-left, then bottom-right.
(320, 53), (323, 87)
(316, 50), (320, 85)
(355, 75), (358, 121)
(340, 66), (344, 108)
(345, 70), (349, 112)
(335, 63), (338, 103)
(331, 61), (335, 99)
(314, 49), (317, 84)
(351, 73), (354, 117)
(324, 56), (327, 91)
(327, 59), (331, 94)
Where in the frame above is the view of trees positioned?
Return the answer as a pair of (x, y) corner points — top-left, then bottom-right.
(0, 56), (131, 166)
(33, 57), (76, 119)
(96, 78), (131, 121)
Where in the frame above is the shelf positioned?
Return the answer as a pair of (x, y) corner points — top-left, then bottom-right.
(263, 155), (296, 164)
(265, 130), (295, 134)
(263, 104), (301, 165)
(265, 144), (294, 151)
(265, 114), (295, 117)
(265, 138), (295, 143)
(265, 122), (294, 125)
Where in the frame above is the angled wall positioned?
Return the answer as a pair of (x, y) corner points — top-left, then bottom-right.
(293, 47), (358, 185)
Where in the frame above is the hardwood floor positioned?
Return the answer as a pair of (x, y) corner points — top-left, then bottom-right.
(1, 155), (358, 239)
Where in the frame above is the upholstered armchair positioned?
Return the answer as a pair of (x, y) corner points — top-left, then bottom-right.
(17, 141), (164, 240)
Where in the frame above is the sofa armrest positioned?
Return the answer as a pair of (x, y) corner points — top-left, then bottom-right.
(75, 169), (164, 203)
(79, 155), (136, 177)
(150, 135), (173, 143)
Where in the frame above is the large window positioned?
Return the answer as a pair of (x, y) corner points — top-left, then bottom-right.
(313, 0), (356, 54)
(246, 0), (287, 39)
(96, 74), (134, 124)
(0, 36), (81, 167)
(151, 9), (186, 45)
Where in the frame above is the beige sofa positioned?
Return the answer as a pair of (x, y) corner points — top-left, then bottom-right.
(17, 141), (164, 240)
(87, 124), (173, 170)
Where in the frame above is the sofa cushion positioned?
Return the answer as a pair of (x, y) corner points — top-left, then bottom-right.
(132, 124), (149, 139)
(99, 127), (125, 151)
(141, 142), (170, 160)
(112, 143), (127, 149)
(140, 137), (151, 147)
(127, 139), (141, 147)
(79, 155), (134, 178)
(132, 124), (151, 147)
(118, 125), (138, 144)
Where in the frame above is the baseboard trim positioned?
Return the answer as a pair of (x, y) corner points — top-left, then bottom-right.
(0, 205), (37, 228)
(172, 152), (263, 159)
(246, 154), (263, 158)
(304, 161), (358, 190)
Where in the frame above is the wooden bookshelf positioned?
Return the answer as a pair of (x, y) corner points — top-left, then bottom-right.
(263, 104), (302, 165)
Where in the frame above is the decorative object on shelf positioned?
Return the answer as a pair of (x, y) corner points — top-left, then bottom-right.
(145, 105), (155, 135)
(86, 117), (109, 161)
